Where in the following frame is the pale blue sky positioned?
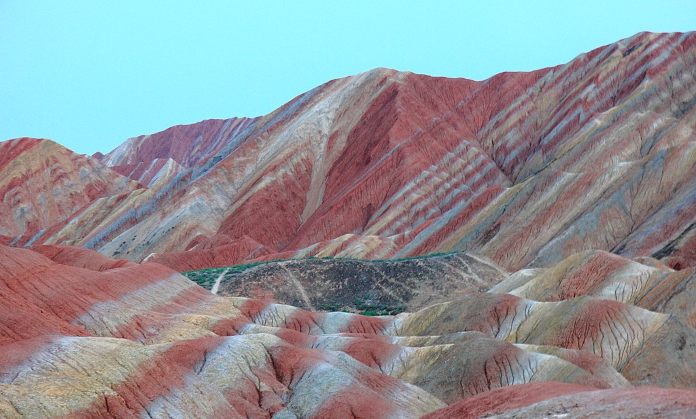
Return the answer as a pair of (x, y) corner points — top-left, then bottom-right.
(2, 1), (695, 155)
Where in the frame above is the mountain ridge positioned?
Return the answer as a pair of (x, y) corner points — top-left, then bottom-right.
(3, 30), (696, 417)
(1, 31), (694, 273)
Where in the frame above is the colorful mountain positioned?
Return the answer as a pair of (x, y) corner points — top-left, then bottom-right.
(5, 244), (696, 417)
(2, 32), (694, 274)
(2, 31), (696, 417)
(0, 138), (137, 243)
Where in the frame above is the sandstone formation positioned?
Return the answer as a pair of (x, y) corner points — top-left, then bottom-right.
(424, 384), (696, 418)
(0, 32), (692, 275)
(490, 249), (696, 326)
(0, 138), (137, 243)
(4, 244), (696, 416)
(2, 31), (696, 417)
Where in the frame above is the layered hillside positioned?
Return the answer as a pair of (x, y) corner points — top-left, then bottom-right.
(2, 31), (696, 416)
(139, 31), (696, 272)
(100, 117), (257, 169)
(1, 32), (694, 274)
(2, 244), (696, 417)
(0, 138), (138, 242)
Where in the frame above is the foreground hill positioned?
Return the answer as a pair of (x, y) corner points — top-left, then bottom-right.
(3, 244), (696, 417)
(185, 249), (696, 327)
(0, 32), (693, 274)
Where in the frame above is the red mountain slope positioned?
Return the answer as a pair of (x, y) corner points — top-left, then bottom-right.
(0, 138), (137, 243)
(2, 32), (694, 274)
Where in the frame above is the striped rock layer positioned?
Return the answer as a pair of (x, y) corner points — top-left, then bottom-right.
(3, 31), (696, 417)
(0, 32), (694, 274)
(0, 138), (137, 243)
(5, 244), (696, 417)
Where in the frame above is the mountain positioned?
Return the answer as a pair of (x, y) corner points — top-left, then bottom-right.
(2, 32), (694, 274)
(2, 31), (696, 417)
(100, 117), (257, 168)
(0, 137), (138, 243)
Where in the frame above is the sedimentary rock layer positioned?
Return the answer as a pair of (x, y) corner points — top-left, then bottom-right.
(0, 138), (136, 241)
(424, 384), (696, 418)
(2, 32), (694, 274)
(2, 244), (696, 417)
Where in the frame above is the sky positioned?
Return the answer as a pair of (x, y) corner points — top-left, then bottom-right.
(2, 1), (695, 155)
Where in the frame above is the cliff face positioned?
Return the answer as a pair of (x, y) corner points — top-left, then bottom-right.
(2, 32), (695, 274)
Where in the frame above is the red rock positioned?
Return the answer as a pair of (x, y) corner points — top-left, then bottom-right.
(32, 244), (134, 271)
(2, 31), (696, 417)
(100, 117), (257, 169)
(492, 386), (696, 418)
(0, 138), (137, 242)
(423, 382), (598, 419)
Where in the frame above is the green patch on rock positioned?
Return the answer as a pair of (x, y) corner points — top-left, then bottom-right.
(182, 260), (269, 289)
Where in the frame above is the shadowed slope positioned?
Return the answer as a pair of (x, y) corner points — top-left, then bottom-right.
(199, 252), (507, 313)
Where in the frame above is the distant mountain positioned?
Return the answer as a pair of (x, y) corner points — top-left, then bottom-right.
(0, 137), (137, 243)
(2, 31), (693, 273)
(99, 117), (256, 169)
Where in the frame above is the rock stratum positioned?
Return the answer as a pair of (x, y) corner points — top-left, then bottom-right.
(0, 31), (693, 274)
(1, 31), (696, 417)
(4, 244), (696, 418)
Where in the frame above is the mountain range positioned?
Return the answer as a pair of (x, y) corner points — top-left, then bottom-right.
(1, 31), (696, 417)
(3, 31), (694, 274)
